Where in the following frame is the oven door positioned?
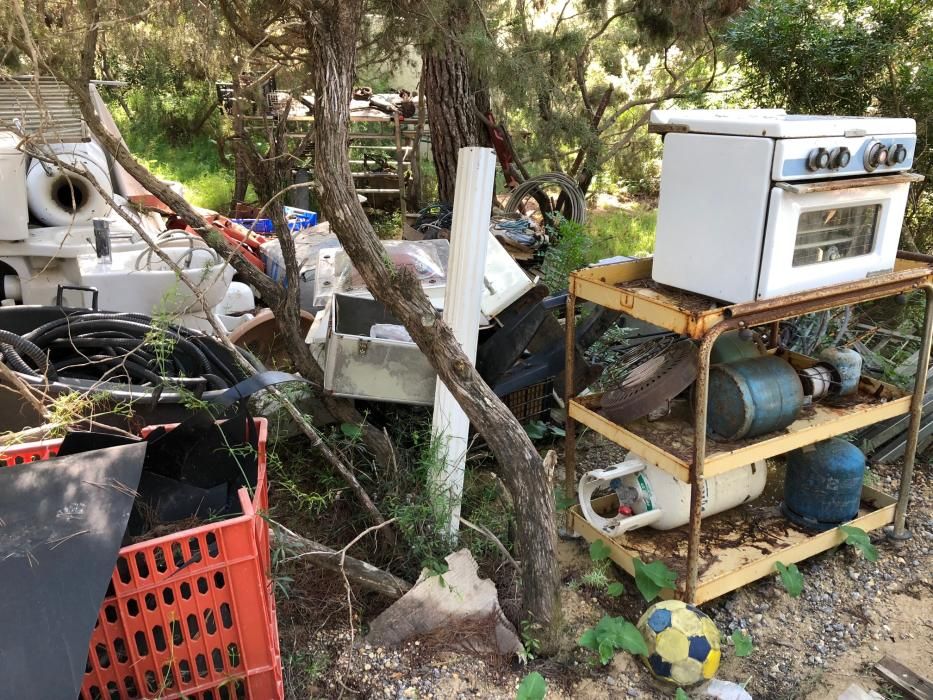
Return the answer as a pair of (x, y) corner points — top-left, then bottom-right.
(757, 176), (913, 300)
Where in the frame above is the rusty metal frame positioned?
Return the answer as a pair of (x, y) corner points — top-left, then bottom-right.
(564, 256), (933, 603)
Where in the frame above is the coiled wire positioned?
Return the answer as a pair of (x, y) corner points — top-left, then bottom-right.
(504, 172), (586, 225)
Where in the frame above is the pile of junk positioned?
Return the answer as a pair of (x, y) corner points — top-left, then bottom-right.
(0, 78), (608, 700)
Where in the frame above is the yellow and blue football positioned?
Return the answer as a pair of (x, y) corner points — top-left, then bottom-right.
(636, 600), (721, 686)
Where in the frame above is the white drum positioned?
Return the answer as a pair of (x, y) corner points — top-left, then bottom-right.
(26, 142), (113, 226)
(578, 455), (767, 537)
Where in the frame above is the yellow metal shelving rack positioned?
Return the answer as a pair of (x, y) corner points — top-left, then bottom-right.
(563, 254), (933, 604)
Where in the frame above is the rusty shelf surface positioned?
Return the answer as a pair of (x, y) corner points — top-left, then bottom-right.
(569, 256), (933, 339)
(570, 470), (896, 605)
(571, 373), (910, 482)
(564, 252), (933, 603)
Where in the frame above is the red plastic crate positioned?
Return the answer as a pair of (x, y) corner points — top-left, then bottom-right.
(1, 419), (283, 700)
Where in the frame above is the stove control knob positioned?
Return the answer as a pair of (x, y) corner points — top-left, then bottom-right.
(889, 144), (908, 165)
(806, 147), (830, 171)
(829, 147), (851, 169)
(864, 141), (889, 170)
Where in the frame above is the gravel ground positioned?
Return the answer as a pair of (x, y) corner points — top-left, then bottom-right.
(282, 433), (933, 699)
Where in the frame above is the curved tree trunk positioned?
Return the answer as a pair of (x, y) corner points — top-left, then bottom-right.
(308, 0), (561, 645)
(422, 3), (488, 203)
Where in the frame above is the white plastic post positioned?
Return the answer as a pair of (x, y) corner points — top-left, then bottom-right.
(432, 147), (497, 536)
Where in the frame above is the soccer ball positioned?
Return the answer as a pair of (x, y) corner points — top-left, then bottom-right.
(636, 600), (721, 686)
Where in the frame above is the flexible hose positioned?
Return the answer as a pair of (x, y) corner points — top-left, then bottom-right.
(504, 172), (587, 225)
(1, 310), (246, 389)
(0, 329), (57, 379)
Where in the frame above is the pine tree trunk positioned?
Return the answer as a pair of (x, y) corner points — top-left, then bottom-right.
(309, 0), (561, 646)
(422, 4), (487, 204)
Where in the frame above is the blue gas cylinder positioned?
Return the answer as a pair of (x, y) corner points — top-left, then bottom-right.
(782, 438), (866, 531)
(707, 356), (804, 440)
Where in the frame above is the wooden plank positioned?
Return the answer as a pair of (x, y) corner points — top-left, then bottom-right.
(874, 656), (933, 700)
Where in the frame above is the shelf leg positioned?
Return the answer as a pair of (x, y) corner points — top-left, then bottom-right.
(563, 291), (578, 532)
(893, 283), (933, 537)
(687, 322), (732, 602)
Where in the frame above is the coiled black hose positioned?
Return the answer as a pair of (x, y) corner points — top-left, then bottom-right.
(0, 329), (57, 379)
(0, 310), (246, 390)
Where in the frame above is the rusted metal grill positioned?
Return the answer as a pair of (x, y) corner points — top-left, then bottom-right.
(0, 76), (87, 142)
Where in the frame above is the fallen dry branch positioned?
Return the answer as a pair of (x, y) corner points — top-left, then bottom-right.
(274, 523), (411, 599)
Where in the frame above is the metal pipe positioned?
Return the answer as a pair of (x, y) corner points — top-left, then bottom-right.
(896, 250), (933, 264)
(564, 290), (578, 532)
(726, 270), (928, 319)
(893, 283), (933, 537)
(687, 319), (736, 601)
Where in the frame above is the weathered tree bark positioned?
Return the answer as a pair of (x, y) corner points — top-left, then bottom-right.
(421, 1), (488, 203)
(308, 0), (561, 643)
(274, 524), (410, 599)
(60, 0), (397, 498)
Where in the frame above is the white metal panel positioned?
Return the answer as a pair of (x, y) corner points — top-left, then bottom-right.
(651, 133), (774, 303)
(772, 134), (916, 180)
(650, 109), (915, 138)
(757, 183), (909, 299)
(0, 132), (28, 241)
(481, 234), (534, 317)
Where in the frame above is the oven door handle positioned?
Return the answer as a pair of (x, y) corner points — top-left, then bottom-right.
(776, 172), (924, 195)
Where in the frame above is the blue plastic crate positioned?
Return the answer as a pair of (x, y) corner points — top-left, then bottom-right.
(232, 208), (317, 235)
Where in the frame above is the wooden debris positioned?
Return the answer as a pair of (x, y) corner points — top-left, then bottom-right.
(273, 524), (411, 599)
(874, 655), (933, 700)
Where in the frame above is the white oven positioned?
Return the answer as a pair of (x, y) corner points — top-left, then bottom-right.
(648, 109), (922, 304)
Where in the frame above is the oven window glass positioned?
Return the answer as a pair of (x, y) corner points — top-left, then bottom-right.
(793, 204), (880, 267)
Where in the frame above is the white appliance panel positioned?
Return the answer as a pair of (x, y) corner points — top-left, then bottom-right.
(652, 133), (774, 303)
(650, 109), (916, 139)
(772, 134), (916, 181)
(757, 183), (909, 299)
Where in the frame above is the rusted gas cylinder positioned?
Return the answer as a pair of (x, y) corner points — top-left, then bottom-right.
(818, 347), (863, 396)
(782, 438), (866, 531)
(706, 355), (804, 440)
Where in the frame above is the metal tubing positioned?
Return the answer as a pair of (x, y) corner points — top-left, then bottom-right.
(893, 283), (933, 536)
(687, 319), (736, 601)
(564, 292), (578, 531)
(726, 273), (927, 320)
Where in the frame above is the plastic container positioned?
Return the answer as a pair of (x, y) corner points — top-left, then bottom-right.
(233, 206), (318, 234)
(707, 355), (804, 440)
(0, 419), (283, 700)
(578, 454), (767, 536)
(782, 438), (866, 532)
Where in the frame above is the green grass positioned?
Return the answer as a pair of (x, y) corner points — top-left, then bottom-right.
(121, 128), (236, 212)
(588, 205), (657, 259)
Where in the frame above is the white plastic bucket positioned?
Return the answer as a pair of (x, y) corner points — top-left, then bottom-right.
(578, 454), (767, 536)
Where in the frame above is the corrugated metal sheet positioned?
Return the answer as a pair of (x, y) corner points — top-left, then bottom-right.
(0, 76), (87, 141)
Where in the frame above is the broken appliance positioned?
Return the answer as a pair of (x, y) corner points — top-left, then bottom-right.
(0, 79), (253, 332)
(312, 236), (533, 321)
(578, 453), (767, 536)
(649, 109), (921, 303)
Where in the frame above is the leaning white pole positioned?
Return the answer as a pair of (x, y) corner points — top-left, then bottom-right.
(432, 146), (496, 536)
